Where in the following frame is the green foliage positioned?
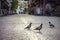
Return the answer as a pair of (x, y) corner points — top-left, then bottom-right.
(12, 0), (18, 10)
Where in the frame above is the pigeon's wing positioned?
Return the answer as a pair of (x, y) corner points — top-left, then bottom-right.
(34, 26), (40, 30)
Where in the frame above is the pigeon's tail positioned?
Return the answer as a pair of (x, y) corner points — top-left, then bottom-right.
(24, 27), (27, 29)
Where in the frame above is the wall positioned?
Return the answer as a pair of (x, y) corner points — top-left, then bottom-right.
(55, 6), (60, 16)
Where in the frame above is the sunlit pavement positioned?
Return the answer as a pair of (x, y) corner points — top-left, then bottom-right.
(0, 14), (60, 40)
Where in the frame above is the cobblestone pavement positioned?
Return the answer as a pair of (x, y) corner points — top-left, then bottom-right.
(0, 14), (60, 40)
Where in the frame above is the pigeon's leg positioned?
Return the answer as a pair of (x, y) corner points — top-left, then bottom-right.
(39, 30), (40, 32)
(38, 30), (42, 34)
(50, 26), (53, 28)
(28, 28), (30, 30)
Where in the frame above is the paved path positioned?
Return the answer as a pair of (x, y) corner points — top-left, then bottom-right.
(0, 14), (60, 40)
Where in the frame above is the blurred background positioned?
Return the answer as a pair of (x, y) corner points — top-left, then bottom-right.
(0, 0), (60, 16)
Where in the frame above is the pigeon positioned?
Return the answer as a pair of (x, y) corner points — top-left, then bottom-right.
(25, 23), (32, 30)
(34, 24), (43, 32)
(49, 22), (55, 28)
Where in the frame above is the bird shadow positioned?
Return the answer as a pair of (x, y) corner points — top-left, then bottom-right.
(24, 28), (31, 31)
(36, 31), (42, 34)
(49, 26), (55, 29)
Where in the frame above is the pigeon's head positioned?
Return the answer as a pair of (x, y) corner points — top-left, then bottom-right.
(30, 23), (32, 24)
(49, 22), (51, 24)
(41, 24), (43, 25)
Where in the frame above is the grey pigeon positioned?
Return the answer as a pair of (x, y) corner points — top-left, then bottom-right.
(34, 24), (43, 32)
(25, 23), (32, 30)
(49, 22), (55, 28)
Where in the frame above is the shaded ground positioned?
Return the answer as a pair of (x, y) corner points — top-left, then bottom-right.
(0, 14), (60, 40)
